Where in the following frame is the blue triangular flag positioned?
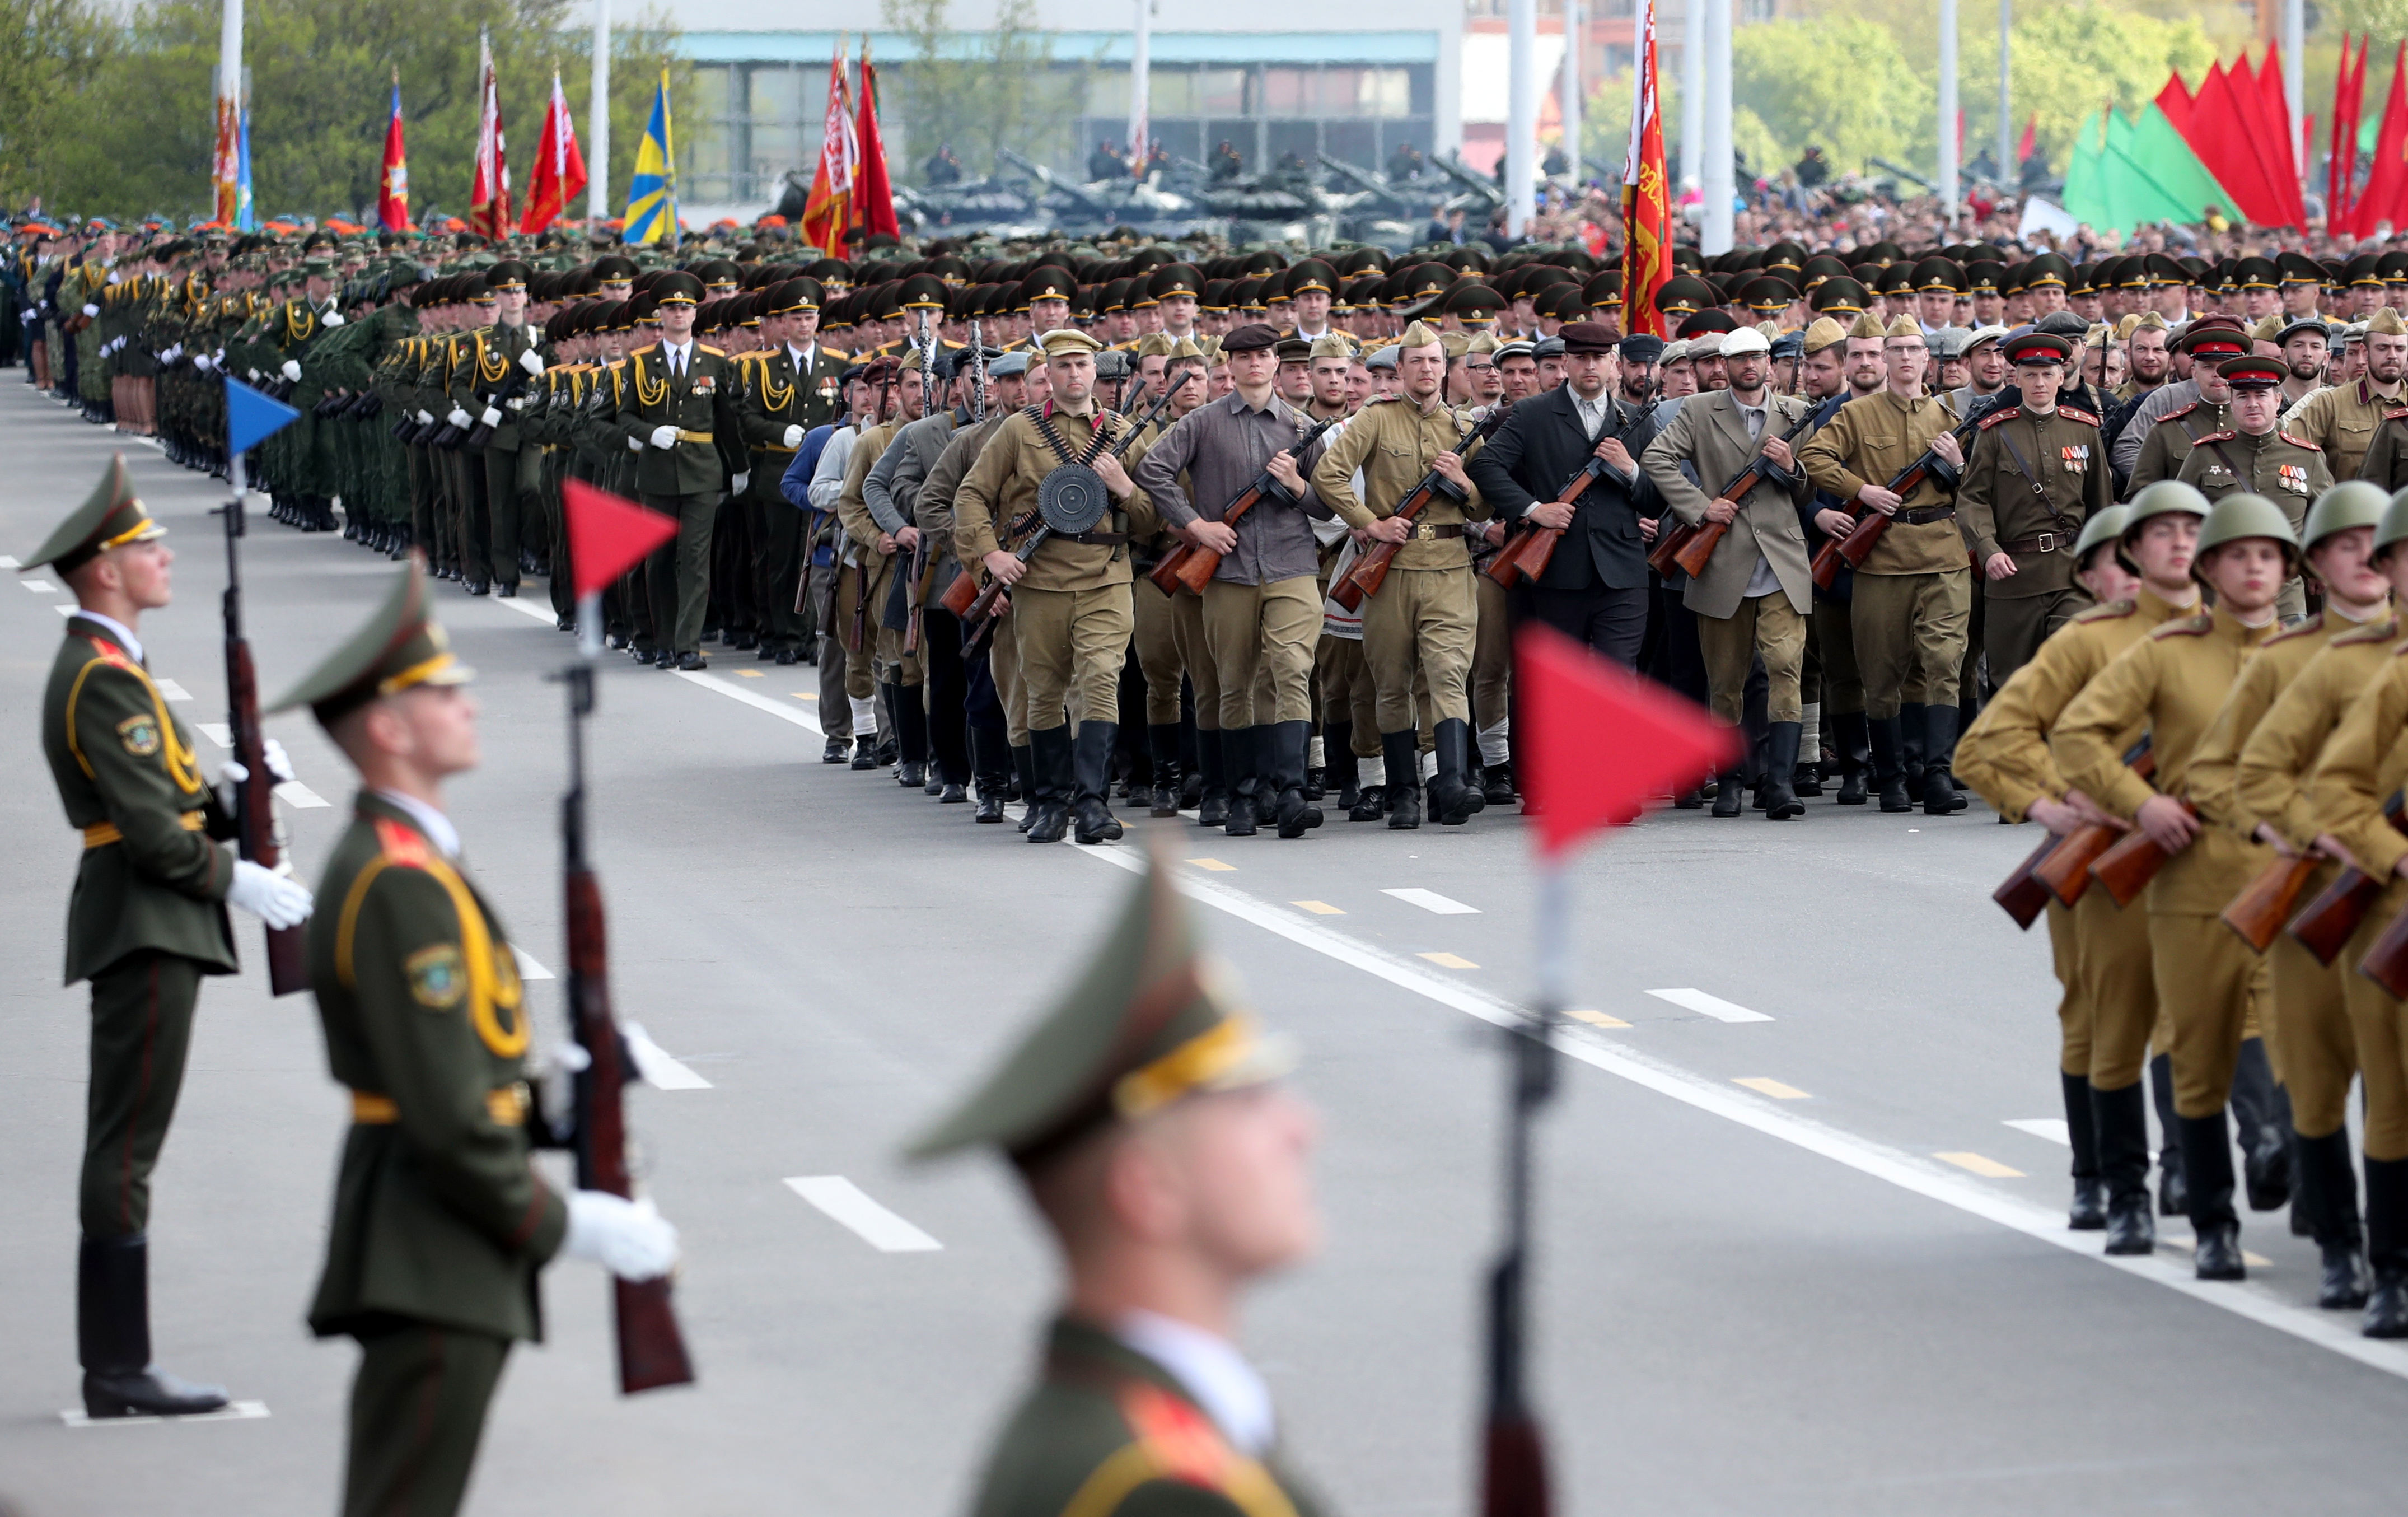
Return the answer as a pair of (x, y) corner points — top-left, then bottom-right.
(225, 377), (300, 457)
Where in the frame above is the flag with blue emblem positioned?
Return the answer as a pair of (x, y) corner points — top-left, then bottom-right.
(622, 69), (677, 246)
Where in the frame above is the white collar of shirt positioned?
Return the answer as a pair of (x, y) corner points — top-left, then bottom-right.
(788, 343), (813, 367)
(662, 340), (691, 370)
(373, 790), (460, 859)
(75, 610), (143, 666)
(1114, 1310), (1275, 1457)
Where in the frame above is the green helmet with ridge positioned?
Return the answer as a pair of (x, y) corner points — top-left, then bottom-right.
(2192, 492), (2301, 577)
(2073, 503), (2131, 567)
(2379, 487), (2408, 562)
(2116, 479), (2210, 573)
(2302, 480), (2390, 554)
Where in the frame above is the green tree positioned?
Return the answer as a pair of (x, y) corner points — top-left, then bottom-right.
(1731, 17), (1934, 179)
(1955, 4), (2217, 176)
(0, 0), (119, 209)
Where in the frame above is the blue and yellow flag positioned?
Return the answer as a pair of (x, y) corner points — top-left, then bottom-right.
(622, 70), (677, 245)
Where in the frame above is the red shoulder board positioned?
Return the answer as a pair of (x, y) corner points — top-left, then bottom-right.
(1977, 406), (2021, 430)
(2153, 613), (2215, 639)
(2194, 430), (2238, 445)
(82, 636), (134, 670)
(1117, 1380), (1233, 1488)
(372, 816), (433, 869)
(2161, 402), (2200, 422)
(2280, 432), (2321, 451)
(2387, 407), (2408, 421)
(2059, 406), (2102, 428)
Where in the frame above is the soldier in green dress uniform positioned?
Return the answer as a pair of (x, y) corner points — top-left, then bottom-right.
(272, 564), (680, 1517)
(910, 847), (1329, 1517)
(30, 456), (315, 1418)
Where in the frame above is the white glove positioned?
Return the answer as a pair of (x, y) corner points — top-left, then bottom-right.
(82, 302), (99, 317)
(447, 407), (473, 429)
(417, 409), (434, 426)
(530, 1038), (591, 1135)
(324, 311), (344, 326)
(227, 858), (313, 929)
(519, 348), (545, 376)
(627, 435), (644, 452)
(732, 472), (750, 493)
(216, 738), (296, 790)
(649, 424), (681, 450)
(562, 1191), (679, 1281)
(480, 406), (503, 428)
(782, 424), (804, 449)
(280, 359), (302, 382)
(193, 354), (212, 372)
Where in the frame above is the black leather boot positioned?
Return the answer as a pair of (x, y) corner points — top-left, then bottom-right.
(1921, 703), (1968, 815)
(2152, 1052), (2187, 1215)
(1147, 724), (1183, 816)
(1481, 745), (1517, 807)
(1326, 722), (1357, 809)
(78, 1234), (228, 1418)
(1899, 701), (1928, 784)
(1710, 762), (1746, 818)
(1025, 726), (1073, 843)
(971, 729), (1009, 823)
(892, 678), (929, 790)
(2365, 1157), (2408, 1337)
(1195, 732), (1229, 828)
(1223, 727), (1260, 836)
(1761, 722), (1804, 820)
(1431, 718), (1485, 824)
(1070, 722), (1124, 844)
(1382, 730), (1423, 829)
(2230, 1037), (2293, 1211)
(851, 731), (880, 771)
(2094, 1080), (2155, 1255)
(1013, 744), (1039, 833)
(2294, 1129), (2369, 1308)
(1868, 716), (1913, 812)
(1270, 720), (1324, 838)
(2181, 1110), (2245, 1280)
(2062, 1071), (2106, 1229)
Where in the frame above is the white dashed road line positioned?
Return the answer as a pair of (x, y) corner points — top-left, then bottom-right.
(273, 781), (329, 809)
(1382, 887), (1480, 914)
(152, 678), (193, 701)
(511, 947), (555, 981)
(195, 722), (231, 746)
(626, 1025), (714, 1091)
(783, 1177), (941, 1252)
(1645, 987), (1774, 1023)
(21, 577), (58, 593)
(2005, 1118), (2072, 1146)
(61, 1399), (271, 1429)
(676, 669), (824, 734)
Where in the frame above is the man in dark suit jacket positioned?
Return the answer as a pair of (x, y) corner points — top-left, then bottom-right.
(1466, 320), (1663, 668)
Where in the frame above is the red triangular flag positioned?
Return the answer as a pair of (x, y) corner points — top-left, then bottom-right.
(564, 479), (677, 600)
(1516, 624), (1737, 858)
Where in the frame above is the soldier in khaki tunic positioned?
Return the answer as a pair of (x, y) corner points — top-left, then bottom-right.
(1797, 314), (1970, 814)
(275, 566), (680, 1517)
(2176, 355), (2332, 621)
(2055, 492), (2298, 1280)
(1311, 320), (1491, 829)
(955, 327), (1159, 846)
(2287, 306), (2408, 482)
(908, 848), (1327, 1517)
(1955, 331), (2114, 687)
(1639, 325), (1818, 819)
(30, 457), (315, 1417)
(836, 351), (930, 784)
(2221, 483), (2402, 1311)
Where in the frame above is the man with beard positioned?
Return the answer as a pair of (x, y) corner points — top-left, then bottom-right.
(2276, 315), (2331, 414)
(2287, 307), (2408, 483)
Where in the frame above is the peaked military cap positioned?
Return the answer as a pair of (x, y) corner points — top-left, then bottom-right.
(1018, 267), (1077, 307)
(652, 270), (704, 306)
(905, 844), (1292, 1163)
(22, 454), (163, 573)
(485, 259), (532, 292)
(269, 562), (473, 724)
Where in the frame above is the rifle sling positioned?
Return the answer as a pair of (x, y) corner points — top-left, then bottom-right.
(1989, 417), (2076, 536)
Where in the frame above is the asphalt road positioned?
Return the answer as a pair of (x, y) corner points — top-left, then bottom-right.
(3, 377), (2407, 1516)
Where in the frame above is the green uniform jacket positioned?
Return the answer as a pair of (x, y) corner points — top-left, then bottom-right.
(1955, 402), (2114, 601)
(42, 615), (237, 984)
(969, 1319), (1327, 1517)
(613, 341), (745, 496)
(306, 792), (568, 1344)
(452, 322), (543, 451)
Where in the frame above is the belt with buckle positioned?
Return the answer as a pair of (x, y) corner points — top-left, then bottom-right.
(350, 1085), (530, 1127)
(82, 812), (206, 849)
(675, 428), (715, 445)
(1410, 522), (1467, 540)
(1058, 530), (1126, 547)
(2002, 531), (2064, 555)
(1897, 505), (1957, 526)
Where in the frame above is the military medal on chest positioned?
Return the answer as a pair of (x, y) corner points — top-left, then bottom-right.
(2060, 444), (2088, 473)
(2278, 463), (2309, 495)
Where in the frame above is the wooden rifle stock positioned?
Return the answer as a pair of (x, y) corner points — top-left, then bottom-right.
(1489, 465), (1602, 590)
(1334, 406), (1512, 612)
(2088, 801), (2196, 908)
(2289, 790), (2408, 965)
(216, 488), (307, 996)
(1666, 405), (1826, 580)
(2027, 742), (2156, 907)
(2360, 897), (2408, 998)
(2222, 855), (2320, 953)
(1992, 834), (2060, 931)
(1151, 413), (1340, 597)
(1808, 394), (2002, 590)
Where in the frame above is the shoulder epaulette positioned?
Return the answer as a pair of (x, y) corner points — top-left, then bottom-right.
(2195, 430), (2238, 445)
(2072, 599), (2136, 623)
(2280, 432), (2321, 451)
(371, 815), (433, 869)
(2334, 616), (2400, 646)
(2159, 402), (2200, 422)
(1978, 405), (2021, 430)
(2386, 407), (2408, 421)
(698, 344), (726, 357)
(628, 341), (659, 357)
(2153, 612), (2215, 638)
(2266, 612), (2327, 645)
(2060, 405), (2102, 428)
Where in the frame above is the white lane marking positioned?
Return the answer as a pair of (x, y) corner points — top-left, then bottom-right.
(495, 596), (555, 623)
(152, 678), (193, 702)
(1075, 847), (2408, 1382)
(22, 577), (59, 593)
(55, 603), (76, 617)
(511, 947), (555, 981)
(273, 781), (329, 809)
(783, 1176), (941, 1252)
(1382, 887), (1480, 915)
(2005, 1118), (2072, 1146)
(626, 1025), (713, 1090)
(1645, 987), (1773, 1023)
(62, 1400), (270, 1428)
(675, 669), (824, 735)
(195, 722), (231, 747)
(0, 554), (19, 568)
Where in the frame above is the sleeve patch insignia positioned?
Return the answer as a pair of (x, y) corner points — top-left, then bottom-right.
(116, 713), (160, 757)
(406, 944), (467, 1010)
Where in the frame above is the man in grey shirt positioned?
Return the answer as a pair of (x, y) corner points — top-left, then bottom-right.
(1134, 322), (1334, 839)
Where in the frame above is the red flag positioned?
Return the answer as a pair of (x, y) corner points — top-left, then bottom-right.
(2335, 35), (2369, 227)
(378, 77), (412, 232)
(800, 43), (857, 256)
(854, 52), (900, 241)
(2157, 71), (2195, 137)
(2354, 43), (2408, 237)
(469, 36), (512, 240)
(564, 479), (678, 600)
(1618, 0), (1672, 337)
(2177, 62), (2289, 227)
(522, 71), (588, 235)
(1515, 625), (1737, 858)
(2015, 112), (2037, 165)
(213, 95), (242, 225)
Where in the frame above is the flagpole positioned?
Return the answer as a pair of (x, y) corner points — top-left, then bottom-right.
(217, 0), (242, 221)
(1995, 0), (2011, 188)
(590, 0), (611, 220)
